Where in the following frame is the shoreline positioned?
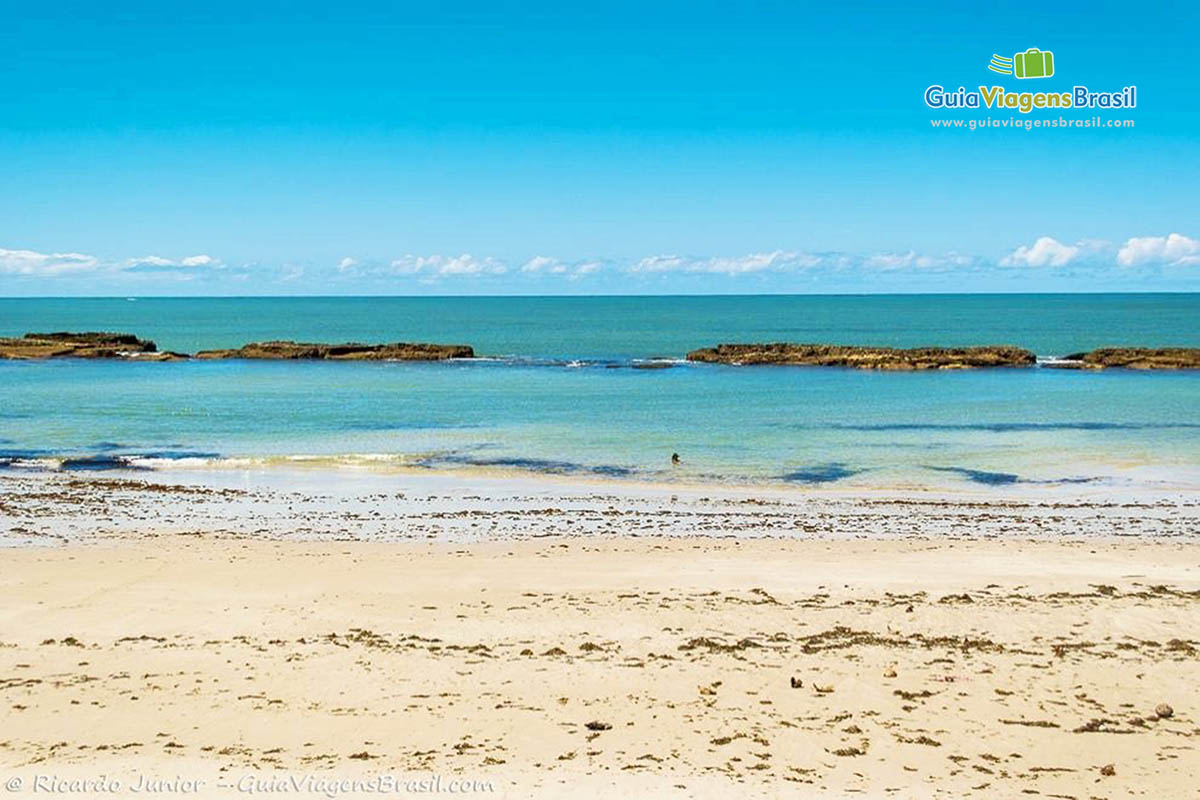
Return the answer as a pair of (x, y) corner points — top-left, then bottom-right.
(3, 467), (1198, 549)
(4, 451), (1200, 501)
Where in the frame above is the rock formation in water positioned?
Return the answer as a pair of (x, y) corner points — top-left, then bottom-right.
(0, 333), (473, 361)
(1047, 348), (1200, 370)
(0, 332), (184, 360)
(193, 340), (474, 360)
(685, 343), (1037, 370)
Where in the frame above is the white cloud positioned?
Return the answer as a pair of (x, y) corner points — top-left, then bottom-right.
(522, 256), (603, 280)
(125, 254), (221, 271)
(862, 251), (974, 270)
(436, 254), (507, 276)
(521, 255), (566, 274)
(0, 248), (100, 275)
(278, 264), (305, 282)
(632, 250), (978, 275)
(1117, 233), (1200, 267)
(128, 255), (175, 267)
(999, 236), (1081, 268)
(6, 234), (1198, 290)
(632, 254), (687, 273)
(385, 253), (507, 277)
(632, 250), (818, 275)
(570, 261), (602, 280)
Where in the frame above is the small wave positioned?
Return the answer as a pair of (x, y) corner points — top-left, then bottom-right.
(60, 455), (150, 472)
(414, 452), (637, 477)
(825, 422), (1200, 433)
(0, 446), (224, 473)
(451, 355), (687, 370)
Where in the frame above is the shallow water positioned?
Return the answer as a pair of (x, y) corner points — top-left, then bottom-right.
(2, 294), (1198, 489)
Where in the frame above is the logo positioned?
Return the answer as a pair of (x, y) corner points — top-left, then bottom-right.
(923, 45), (1136, 114)
(989, 48), (1055, 79)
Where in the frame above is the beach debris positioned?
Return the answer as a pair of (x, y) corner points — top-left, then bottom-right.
(1154, 703), (1174, 719)
(749, 587), (780, 604)
(1100, 763), (1116, 776)
(828, 744), (867, 757)
(519, 648), (533, 656)
(789, 677), (803, 689)
(895, 734), (941, 747)
(699, 681), (721, 696)
(678, 636), (760, 653)
(541, 647), (567, 656)
(1072, 718), (1121, 733)
(883, 667), (897, 678)
(347, 751), (377, 760)
(585, 721), (612, 732)
(814, 684), (834, 694)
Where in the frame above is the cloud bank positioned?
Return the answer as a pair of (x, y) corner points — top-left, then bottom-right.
(1117, 233), (1200, 267)
(999, 233), (1199, 269)
(2, 233), (1196, 293)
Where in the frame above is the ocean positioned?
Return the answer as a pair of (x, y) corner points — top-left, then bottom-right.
(2, 294), (1198, 489)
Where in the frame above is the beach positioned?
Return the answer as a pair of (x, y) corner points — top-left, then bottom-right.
(2, 470), (1198, 798)
(5, 1), (1198, 797)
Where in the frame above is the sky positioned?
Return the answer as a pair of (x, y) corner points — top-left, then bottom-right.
(1, 0), (1198, 295)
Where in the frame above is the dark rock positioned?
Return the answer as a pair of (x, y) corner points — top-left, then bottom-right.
(686, 343), (1036, 370)
(0, 332), (159, 360)
(194, 340), (474, 361)
(584, 721), (612, 731)
(1058, 348), (1200, 370)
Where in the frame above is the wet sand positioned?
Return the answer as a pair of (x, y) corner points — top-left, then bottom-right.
(1, 471), (1198, 798)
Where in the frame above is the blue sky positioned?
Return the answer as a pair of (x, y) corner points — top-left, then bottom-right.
(2, 0), (1198, 295)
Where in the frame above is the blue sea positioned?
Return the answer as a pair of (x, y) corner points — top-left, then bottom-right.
(2, 295), (1198, 490)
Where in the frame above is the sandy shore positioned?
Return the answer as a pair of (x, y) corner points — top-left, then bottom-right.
(1, 471), (1198, 798)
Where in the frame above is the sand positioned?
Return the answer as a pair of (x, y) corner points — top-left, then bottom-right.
(1, 470), (1198, 799)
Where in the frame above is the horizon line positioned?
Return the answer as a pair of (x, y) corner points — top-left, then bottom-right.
(2, 289), (1199, 301)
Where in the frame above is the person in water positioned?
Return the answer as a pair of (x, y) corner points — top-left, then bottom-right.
(671, 452), (680, 465)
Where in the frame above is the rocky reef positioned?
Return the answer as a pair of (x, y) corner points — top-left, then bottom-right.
(686, 343), (1037, 370)
(1046, 348), (1200, 370)
(193, 340), (474, 360)
(0, 332), (185, 360)
(0, 333), (472, 361)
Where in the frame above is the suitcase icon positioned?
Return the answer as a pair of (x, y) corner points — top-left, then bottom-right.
(1013, 48), (1054, 79)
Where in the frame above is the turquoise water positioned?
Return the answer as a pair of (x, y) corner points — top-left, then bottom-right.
(2, 295), (1198, 489)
